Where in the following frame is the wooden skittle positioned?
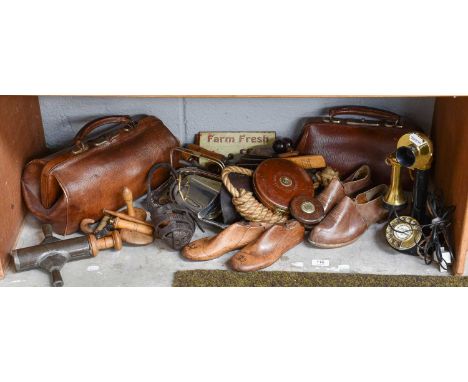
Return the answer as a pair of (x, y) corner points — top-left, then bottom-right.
(81, 214), (153, 246)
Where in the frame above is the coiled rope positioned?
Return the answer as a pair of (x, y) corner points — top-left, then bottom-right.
(221, 166), (288, 224)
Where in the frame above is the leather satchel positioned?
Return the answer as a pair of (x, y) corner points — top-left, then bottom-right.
(295, 106), (417, 189)
(22, 115), (180, 235)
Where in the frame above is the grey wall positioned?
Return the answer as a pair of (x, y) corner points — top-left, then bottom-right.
(39, 97), (435, 148)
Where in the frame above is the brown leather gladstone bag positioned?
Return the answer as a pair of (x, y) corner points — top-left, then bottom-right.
(295, 106), (417, 189)
(22, 115), (179, 235)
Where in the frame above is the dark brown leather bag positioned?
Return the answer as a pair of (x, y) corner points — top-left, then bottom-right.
(22, 115), (179, 235)
(295, 106), (417, 189)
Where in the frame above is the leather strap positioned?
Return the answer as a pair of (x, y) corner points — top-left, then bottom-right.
(73, 115), (133, 145)
(40, 152), (72, 208)
(146, 162), (177, 203)
(328, 106), (400, 125)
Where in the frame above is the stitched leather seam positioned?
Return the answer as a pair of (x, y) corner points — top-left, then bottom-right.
(52, 173), (70, 234)
(41, 157), (70, 207)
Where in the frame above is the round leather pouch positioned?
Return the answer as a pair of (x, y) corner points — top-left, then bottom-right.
(253, 158), (314, 213)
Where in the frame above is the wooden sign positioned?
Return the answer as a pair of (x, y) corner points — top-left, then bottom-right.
(196, 131), (276, 157)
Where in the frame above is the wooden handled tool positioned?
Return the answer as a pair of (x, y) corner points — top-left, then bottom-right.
(82, 214), (153, 245)
(102, 209), (155, 245)
(80, 187), (152, 247)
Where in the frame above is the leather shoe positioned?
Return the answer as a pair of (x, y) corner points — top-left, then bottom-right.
(292, 165), (372, 226)
(230, 220), (305, 272)
(317, 164), (371, 218)
(308, 184), (388, 248)
(182, 221), (271, 261)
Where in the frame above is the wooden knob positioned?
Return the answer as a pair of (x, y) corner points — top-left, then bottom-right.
(113, 217), (154, 236)
(89, 231), (122, 256)
(122, 187), (135, 217)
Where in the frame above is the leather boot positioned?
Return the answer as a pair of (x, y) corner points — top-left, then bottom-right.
(308, 184), (388, 248)
(230, 220), (305, 272)
(182, 221), (271, 261)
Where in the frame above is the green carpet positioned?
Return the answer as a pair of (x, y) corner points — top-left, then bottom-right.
(173, 270), (468, 287)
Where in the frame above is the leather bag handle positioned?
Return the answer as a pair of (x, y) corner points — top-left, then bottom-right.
(146, 162), (177, 199)
(328, 106), (401, 125)
(73, 115), (134, 146)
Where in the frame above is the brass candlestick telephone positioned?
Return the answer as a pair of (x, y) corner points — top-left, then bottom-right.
(383, 132), (433, 252)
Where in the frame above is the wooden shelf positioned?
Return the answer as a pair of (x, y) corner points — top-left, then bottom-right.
(1, 96), (467, 279)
